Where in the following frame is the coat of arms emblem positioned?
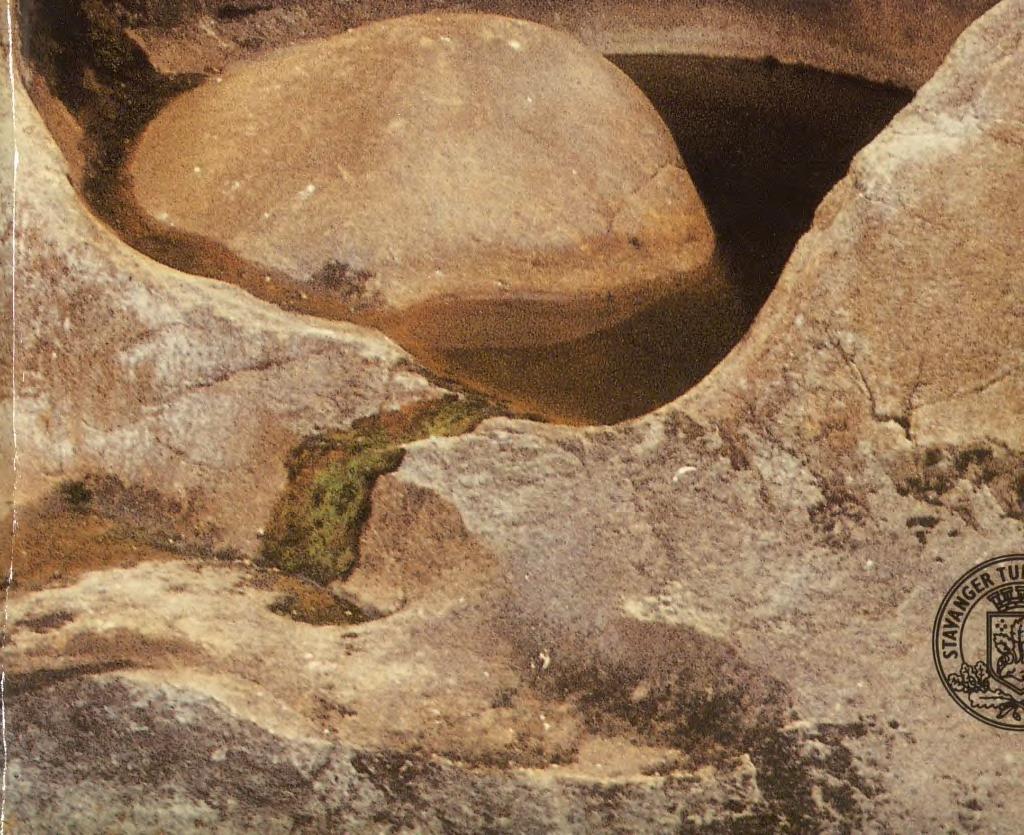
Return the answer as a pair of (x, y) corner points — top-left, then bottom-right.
(934, 555), (1024, 729)
(988, 589), (1024, 695)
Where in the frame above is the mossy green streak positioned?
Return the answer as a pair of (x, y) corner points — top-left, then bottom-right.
(260, 394), (501, 584)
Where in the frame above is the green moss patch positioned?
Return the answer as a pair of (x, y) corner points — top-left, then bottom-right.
(260, 394), (501, 585)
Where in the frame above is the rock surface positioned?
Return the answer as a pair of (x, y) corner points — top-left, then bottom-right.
(129, 13), (716, 349)
(121, 0), (1000, 89)
(4, 73), (441, 553)
(5, 0), (1024, 833)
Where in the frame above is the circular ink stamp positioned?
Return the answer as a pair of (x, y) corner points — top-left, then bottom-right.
(934, 554), (1024, 729)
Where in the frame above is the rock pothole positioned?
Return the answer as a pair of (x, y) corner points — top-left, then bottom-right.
(22, 2), (910, 425)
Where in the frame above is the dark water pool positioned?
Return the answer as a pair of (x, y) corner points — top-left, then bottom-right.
(410, 55), (912, 424)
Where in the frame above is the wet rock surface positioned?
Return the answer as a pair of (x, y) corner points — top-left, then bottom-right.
(4, 0), (1024, 832)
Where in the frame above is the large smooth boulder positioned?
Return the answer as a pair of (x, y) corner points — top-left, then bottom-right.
(128, 12), (716, 348)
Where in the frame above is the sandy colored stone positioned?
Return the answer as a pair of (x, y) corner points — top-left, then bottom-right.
(6, 0), (1024, 831)
(128, 12), (716, 348)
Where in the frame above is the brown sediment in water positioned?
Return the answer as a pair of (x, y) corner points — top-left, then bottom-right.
(383, 253), (747, 424)
(77, 53), (910, 426)
(88, 170), (363, 321)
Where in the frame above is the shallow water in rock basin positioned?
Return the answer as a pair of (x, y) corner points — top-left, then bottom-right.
(393, 55), (912, 423)
(99, 55), (910, 425)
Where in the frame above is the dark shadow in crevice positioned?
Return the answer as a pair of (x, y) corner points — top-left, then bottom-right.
(612, 54), (913, 315)
(415, 57), (911, 424)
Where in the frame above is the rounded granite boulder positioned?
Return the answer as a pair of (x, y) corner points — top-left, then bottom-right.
(129, 13), (717, 348)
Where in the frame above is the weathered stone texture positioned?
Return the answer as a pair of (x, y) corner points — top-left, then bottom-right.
(4, 0), (1023, 831)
